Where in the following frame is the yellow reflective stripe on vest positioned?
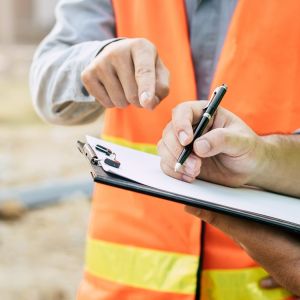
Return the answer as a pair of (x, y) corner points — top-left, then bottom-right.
(86, 238), (198, 295)
(201, 268), (291, 300)
(102, 134), (157, 154)
(86, 238), (291, 299)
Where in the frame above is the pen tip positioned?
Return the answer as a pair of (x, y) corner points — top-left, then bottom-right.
(175, 163), (182, 173)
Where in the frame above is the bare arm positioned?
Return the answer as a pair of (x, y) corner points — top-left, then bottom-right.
(159, 101), (300, 294)
(186, 206), (300, 296)
(158, 101), (300, 197)
(250, 134), (300, 197)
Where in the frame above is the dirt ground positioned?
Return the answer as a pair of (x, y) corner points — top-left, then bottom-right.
(0, 45), (102, 300)
(0, 198), (90, 300)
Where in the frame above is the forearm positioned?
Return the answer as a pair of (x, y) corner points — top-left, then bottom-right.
(30, 0), (116, 125)
(250, 134), (300, 197)
(186, 207), (300, 295)
(30, 41), (106, 125)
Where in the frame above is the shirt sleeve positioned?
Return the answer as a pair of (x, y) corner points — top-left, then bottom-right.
(30, 0), (117, 125)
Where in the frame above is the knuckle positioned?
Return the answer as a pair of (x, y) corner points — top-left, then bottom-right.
(91, 60), (106, 76)
(101, 45), (118, 59)
(134, 38), (156, 52)
(105, 51), (118, 64)
(172, 103), (185, 117)
(97, 50), (118, 67)
(135, 67), (154, 78)
(81, 69), (92, 85)
(132, 38), (144, 48)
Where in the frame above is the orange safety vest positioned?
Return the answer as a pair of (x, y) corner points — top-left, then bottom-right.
(78, 1), (300, 299)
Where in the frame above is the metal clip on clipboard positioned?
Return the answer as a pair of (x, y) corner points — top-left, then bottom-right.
(77, 141), (121, 168)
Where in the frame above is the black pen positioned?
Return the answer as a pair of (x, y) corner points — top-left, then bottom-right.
(175, 84), (228, 172)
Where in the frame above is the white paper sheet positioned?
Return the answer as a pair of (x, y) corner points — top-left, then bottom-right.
(87, 136), (300, 227)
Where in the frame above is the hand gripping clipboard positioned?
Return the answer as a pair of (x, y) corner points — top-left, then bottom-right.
(77, 137), (300, 233)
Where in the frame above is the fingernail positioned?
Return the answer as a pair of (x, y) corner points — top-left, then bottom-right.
(195, 139), (211, 155)
(260, 278), (273, 288)
(179, 131), (189, 145)
(140, 91), (152, 107)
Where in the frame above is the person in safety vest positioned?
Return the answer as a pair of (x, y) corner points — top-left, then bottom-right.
(30, 0), (300, 299)
(158, 100), (300, 296)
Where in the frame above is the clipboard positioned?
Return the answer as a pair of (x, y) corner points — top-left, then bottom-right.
(77, 136), (300, 233)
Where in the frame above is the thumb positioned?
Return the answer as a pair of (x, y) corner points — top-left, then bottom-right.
(184, 206), (255, 245)
(184, 206), (244, 239)
(193, 128), (247, 158)
(172, 101), (209, 146)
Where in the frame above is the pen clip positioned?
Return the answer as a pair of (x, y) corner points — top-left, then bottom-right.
(96, 144), (113, 156)
(204, 86), (220, 110)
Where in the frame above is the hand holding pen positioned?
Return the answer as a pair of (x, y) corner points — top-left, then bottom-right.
(158, 85), (269, 188)
(175, 84), (227, 172)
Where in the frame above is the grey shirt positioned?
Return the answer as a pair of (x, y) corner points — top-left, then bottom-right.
(30, 0), (237, 125)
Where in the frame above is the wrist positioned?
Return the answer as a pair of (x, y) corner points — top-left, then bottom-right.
(247, 135), (275, 188)
(248, 134), (300, 197)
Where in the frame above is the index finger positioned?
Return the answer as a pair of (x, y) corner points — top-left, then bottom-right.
(131, 40), (157, 109)
(172, 101), (208, 146)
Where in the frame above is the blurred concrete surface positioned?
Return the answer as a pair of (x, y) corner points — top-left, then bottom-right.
(0, 41), (102, 299)
(0, 0), (58, 44)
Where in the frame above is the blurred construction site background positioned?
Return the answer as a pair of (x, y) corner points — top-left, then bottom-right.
(0, 1), (101, 299)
